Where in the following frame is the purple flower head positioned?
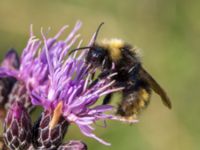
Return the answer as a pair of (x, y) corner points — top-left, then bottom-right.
(0, 22), (80, 93)
(1, 49), (20, 70)
(0, 49), (19, 117)
(0, 25), (79, 112)
(28, 22), (124, 145)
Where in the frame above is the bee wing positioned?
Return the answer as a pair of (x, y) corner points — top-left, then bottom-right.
(139, 67), (172, 109)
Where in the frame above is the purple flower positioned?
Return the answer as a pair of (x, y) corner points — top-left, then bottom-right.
(0, 21), (134, 147)
(0, 49), (19, 118)
(25, 22), (123, 145)
(0, 23), (82, 113)
(0, 22), (81, 94)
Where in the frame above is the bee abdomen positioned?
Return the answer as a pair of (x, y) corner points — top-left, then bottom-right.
(117, 87), (151, 117)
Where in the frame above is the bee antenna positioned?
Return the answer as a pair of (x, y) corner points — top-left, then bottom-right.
(93, 22), (104, 43)
(68, 22), (104, 56)
(68, 46), (92, 56)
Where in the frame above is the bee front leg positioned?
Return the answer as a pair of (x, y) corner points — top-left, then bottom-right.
(102, 81), (128, 105)
(88, 70), (112, 88)
(102, 93), (113, 105)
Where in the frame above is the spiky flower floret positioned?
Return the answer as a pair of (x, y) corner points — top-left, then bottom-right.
(3, 102), (32, 150)
(58, 140), (87, 150)
(0, 49), (19, 119)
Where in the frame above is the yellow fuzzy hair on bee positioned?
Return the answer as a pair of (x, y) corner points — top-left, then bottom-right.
(100, 38), (125, 61)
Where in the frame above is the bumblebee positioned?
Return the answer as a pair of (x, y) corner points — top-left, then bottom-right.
(69, 23), (172, 121)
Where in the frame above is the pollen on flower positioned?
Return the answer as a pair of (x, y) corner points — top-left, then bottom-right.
(49, 101), (63, 129)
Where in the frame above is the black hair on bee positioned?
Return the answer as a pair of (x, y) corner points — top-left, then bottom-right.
(69, 23), (172, 121)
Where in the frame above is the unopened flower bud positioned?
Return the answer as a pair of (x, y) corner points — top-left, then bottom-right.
(3, 102), (32, 150)
(32, 109), (69, 150)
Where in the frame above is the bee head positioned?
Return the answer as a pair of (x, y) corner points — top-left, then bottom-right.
(86, 45), (107, 68)
(68, 22), (107, 68)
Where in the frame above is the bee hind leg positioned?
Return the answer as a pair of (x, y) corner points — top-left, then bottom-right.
(116, 86), (151, 122)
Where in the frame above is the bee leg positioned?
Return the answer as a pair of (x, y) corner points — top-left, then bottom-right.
(91, 72), (95, 80)
(88, 70), (111, 88)
(102, 81), (128, 105)
(116, 84), (151, 120)
(102, 93), (113, 105)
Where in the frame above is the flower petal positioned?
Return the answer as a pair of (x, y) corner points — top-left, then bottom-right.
(0, 67), (18, 78)
(78, 124), (111, 146)
(1, 49), (20, 69)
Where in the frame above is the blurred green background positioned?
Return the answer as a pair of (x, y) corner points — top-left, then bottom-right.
(0, 0), (200, 150)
